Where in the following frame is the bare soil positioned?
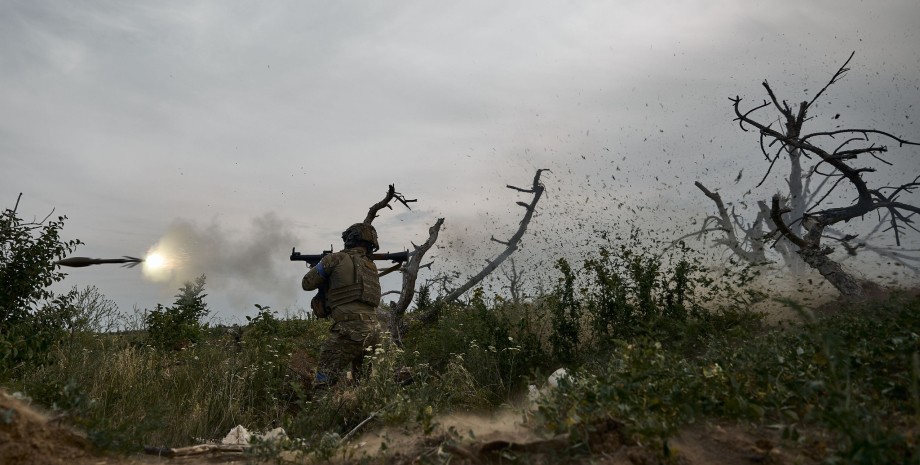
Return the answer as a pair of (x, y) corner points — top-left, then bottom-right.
(1, 389), (823, 465)
(334, 410), (822, 465)
(0, 389), (110, 465)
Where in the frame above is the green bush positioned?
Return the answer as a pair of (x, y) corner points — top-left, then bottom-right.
(403, 287), (552, 405)
(535, 293), (920, 464)
(551, 232), (765, 363)
(0, 196), (81, 374)
(549, 258), (581, 364)
(145, 275), (209, 350)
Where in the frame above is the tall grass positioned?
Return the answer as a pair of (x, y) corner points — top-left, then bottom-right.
(6, 310), (326, 450)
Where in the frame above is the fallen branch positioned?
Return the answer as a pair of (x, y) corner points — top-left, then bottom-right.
(143, 444), (248, 458)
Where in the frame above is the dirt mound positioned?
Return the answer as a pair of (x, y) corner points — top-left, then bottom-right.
(0, 390), (101, 465)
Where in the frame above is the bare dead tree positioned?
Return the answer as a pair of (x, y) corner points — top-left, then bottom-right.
(729, 52), (920, 299)
(364, 184), (416, 225)
(441, 169), (549, 304)
(383, 217), (443, 342)
(682, 181), (770, 265)
(687, 54), (920, 276)
(356, 185), (443, 339)
(684, 180), (816, 272)
(361, 184), (421, 286)
(361, 170), (547, 332)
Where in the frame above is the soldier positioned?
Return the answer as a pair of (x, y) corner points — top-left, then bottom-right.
(302, 223), (382, 386)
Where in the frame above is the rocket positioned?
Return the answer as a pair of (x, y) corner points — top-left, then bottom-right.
(56, 256), (144, 268)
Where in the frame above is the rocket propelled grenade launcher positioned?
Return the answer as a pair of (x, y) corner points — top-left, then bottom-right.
(290, 247), (410, 277)
(56, 256), (144, 268)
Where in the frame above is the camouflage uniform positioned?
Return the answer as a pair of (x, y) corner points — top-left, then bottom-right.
(302, 225), (381, 385)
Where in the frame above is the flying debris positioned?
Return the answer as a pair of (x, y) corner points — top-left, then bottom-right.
(56, 256), (144, 268)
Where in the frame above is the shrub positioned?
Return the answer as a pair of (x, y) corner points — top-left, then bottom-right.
(145, 275), (209, 350)
(549, 258), (581, 365)
(535, 293), (920, 464)
(552, 232), (765, 363)
(0, 196), (81, 374)
(403, 287), (552, 405)
(68, 285), (121, 334)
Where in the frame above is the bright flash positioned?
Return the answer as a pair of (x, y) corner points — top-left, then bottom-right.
(145, 252), (167, 270)
(142, 247), (175, 282)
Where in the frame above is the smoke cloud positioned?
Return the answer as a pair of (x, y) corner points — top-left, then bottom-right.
(142, 213), (301, 313)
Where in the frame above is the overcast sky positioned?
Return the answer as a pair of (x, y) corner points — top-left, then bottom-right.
(2, 0), (919, 322)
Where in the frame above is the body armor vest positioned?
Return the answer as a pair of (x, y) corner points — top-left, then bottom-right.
(326, 253), (381, 308)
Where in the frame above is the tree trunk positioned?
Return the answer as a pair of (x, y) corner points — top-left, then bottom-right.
(783, 149), (810, 276)
(797, 248), (878, 301)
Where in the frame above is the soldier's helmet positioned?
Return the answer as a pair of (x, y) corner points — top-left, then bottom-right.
(342, 223), (379, 252)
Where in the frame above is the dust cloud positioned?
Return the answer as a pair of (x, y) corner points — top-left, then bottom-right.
(349, 407), (538, 460)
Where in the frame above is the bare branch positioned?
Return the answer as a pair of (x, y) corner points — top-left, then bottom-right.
(878, 175), (920, 197)
(832, 137), (866, 155)
(394, 218), (443, 315)
(759, 131), (772, 161)
(364, 184), (417, 224)
(806, 176), (848, 213)
(670, 227), (726, 244)
(801, 128), (920, 147)
(692, 181), (766, 263)
(806, 51), (854, 109)
(770, 195), (808, 248)
(851, 244), (920, 272)
(443, 169), (549, 303)
(830, 145), (887, 161)
(763, 81), (789, 117)
(490, 235), (510, 246)
(499, 258), (528, 305)
(506, 184), (535, 194)
(731, 97), (770, 132)
(755, 152), (781, 188)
